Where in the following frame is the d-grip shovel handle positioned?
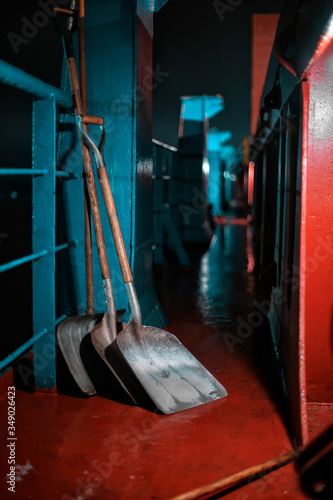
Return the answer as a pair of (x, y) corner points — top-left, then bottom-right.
(63, 38), (118, 338)
(77, 118), (132, 284)
(98, 166), (143, 329)
(52, 7), (78, 36)
(55, 12), (110, 284)
(77, 117), (143, 328)
(98, 167), (133, 284)
(53, 3), (94, 314)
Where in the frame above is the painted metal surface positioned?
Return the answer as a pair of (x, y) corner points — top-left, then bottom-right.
(0, 169), (48, 176)
(300, 38), (333, 404)
(252, 2), (333, 446)
(0, 329), (47, 376)
(0, 50), (78, 387)
(0, 249), (47, 274)
(1, 222), (322, 499)
(152, 142), (165, 266)
(179, 95), (224, 122)
(0, 0), (170, 394)
(153, 0), (169, 12)
(253, 94), (307, 446)
(134, 9), (168, 326)
(0, 59), (71, 108)
(57, 0), (166, 328)
(137, 0), (170, 36)
(248, 161), (255, 206)
(250, 14), (279, 136)
(32, 97), (57, 390)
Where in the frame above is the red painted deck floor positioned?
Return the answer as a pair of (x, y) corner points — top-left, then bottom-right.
(1, 222), (332, 499)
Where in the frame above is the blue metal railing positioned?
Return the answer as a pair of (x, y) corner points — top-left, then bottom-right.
(0, 59), (74, 386)
(0, 59), (72, 108)
(0, 249), (48, 274)
(0, 168), (48, 176)
(0, 330), (48, 375)
(0, 241), (77, 274)
(0, 168), (78, 179)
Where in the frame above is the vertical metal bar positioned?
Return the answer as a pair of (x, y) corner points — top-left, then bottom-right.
(153, 145), (165, 266)
(78, 0), (94, 314)
(32, 96), (57, 390)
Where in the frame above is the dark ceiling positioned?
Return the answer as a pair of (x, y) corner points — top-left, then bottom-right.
(153, 0), (284, 149)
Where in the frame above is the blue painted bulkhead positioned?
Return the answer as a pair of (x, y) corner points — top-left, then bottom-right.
(56, 0), (167, 328)
(0, 0), (169, 388)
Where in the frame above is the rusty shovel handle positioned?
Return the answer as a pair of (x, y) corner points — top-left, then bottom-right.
(76, 117), (133, 285)
(64, 46), (111, 282)
(170, 450), (298, 500)
(78, 0), (93, 313)
(98, 167), (133, 284)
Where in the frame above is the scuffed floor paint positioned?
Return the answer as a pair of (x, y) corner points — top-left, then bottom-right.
(0, 219), (329, 499)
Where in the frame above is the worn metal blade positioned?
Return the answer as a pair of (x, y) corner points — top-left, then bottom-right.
(106, 325), (227, 414)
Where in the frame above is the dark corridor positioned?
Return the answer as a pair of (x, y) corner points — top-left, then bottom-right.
(1, 207), (324, 499)
(1, 0), (333, 498)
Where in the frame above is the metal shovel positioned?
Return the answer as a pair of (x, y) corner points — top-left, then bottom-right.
(54, 3), (100, 396)
(78, 118), (228, 414)
(55, 5), (132, 401)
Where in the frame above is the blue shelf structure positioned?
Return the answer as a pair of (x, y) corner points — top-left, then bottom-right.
(0, 61), (73, 388)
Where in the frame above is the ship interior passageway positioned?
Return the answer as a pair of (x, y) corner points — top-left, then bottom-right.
(1, 0), (333, 499)
(0, 205), (322, 500)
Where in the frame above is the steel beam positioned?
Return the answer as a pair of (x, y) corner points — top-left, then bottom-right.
(32, 96), (57, 390)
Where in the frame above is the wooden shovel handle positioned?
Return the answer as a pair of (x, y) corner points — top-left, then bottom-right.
(97, 167), (133, 284)
(81, 115), (104, 125)
(170, 450), (297, 500)
(66, 51), (110, 282)
(78, 0), (93, 313)
(83, 177), (93, 313)
(78, 0), (87, 114)
(81, 153), (110, 281)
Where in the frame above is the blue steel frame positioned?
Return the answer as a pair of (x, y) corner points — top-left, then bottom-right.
(32, 97), (57, 389)
(0, 60), (73, 389)
(0, 0), (170, 383)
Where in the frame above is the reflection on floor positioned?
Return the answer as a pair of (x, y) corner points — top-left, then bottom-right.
(0, 220), (326, 499)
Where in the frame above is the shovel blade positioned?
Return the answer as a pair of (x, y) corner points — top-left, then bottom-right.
(57, 309), (126, 396)
(57, 314), (102, 396)
(106, 325), (227, 414)
(90, 317), (138, 404)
